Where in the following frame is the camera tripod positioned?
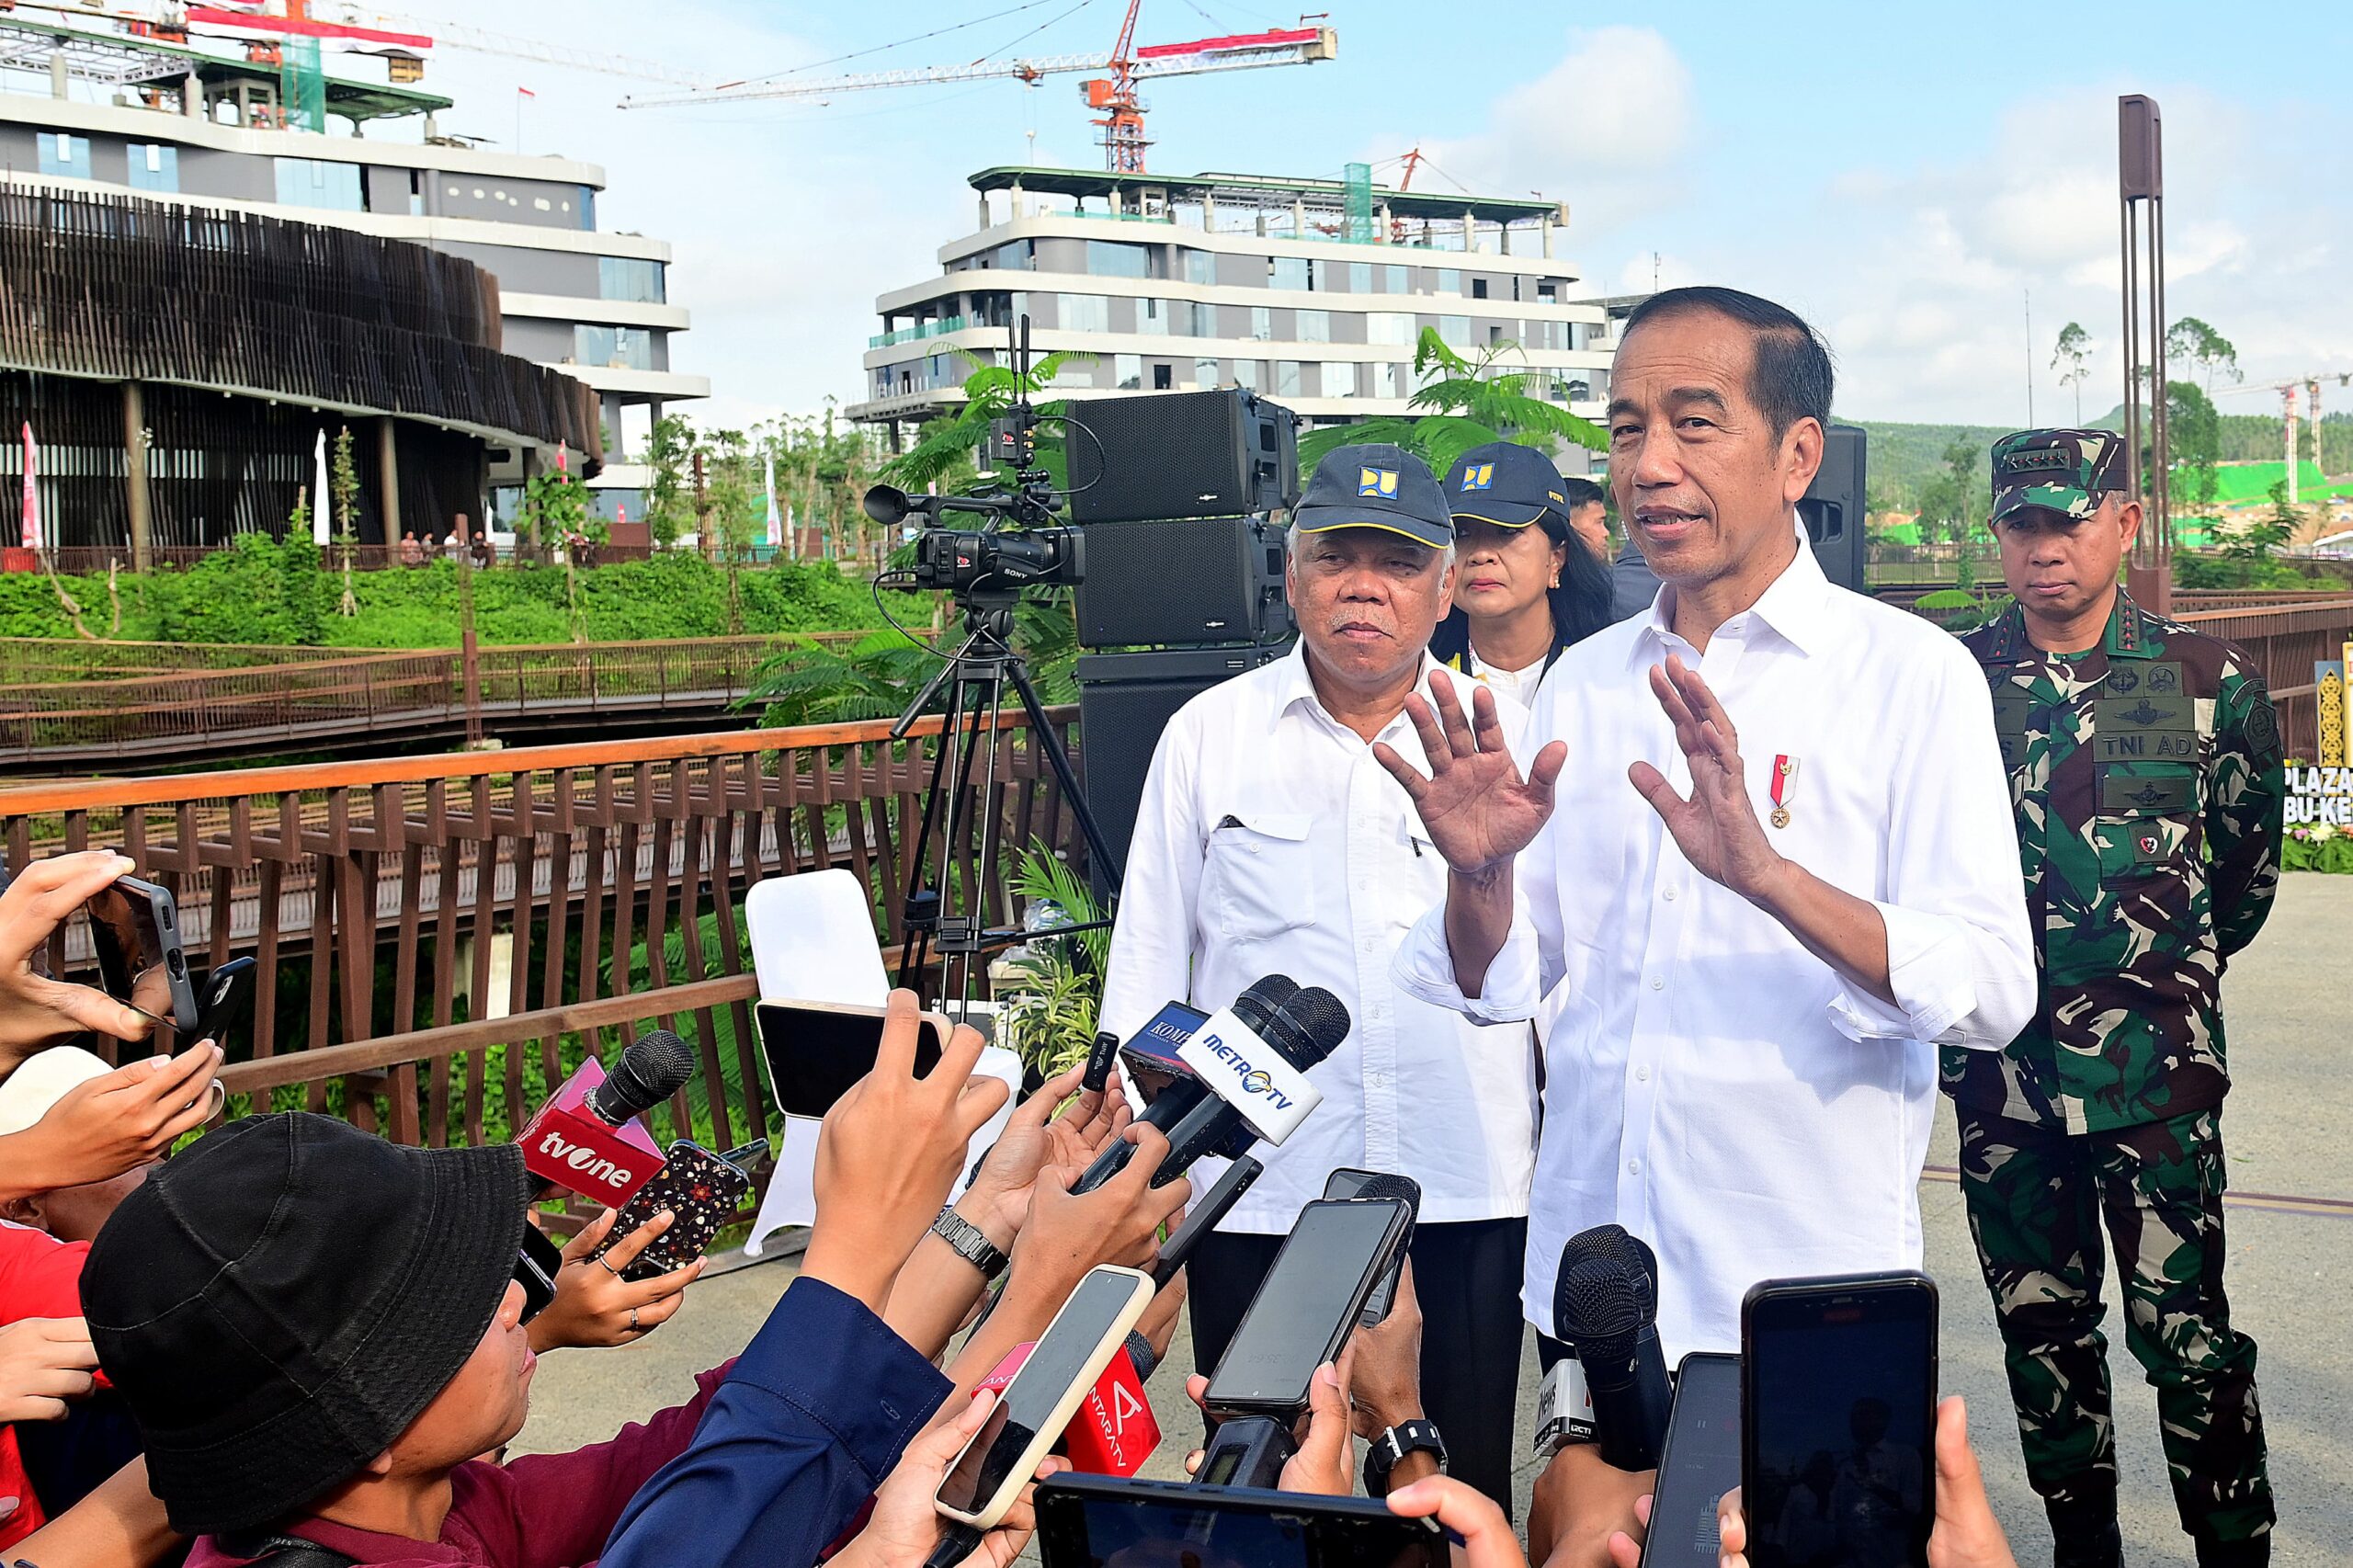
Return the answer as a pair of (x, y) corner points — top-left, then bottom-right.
(890, 592), (1120, 1011)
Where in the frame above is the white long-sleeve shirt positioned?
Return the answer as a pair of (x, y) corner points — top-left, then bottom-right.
(1098, 642), (1538, 1233)
(1395, 532), (2035, 1355)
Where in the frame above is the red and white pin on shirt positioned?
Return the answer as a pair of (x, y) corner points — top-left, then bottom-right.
(1769, 755), (1799, 829)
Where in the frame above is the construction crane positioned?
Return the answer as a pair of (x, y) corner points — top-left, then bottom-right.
(620, 3), (1337, 175)
(2217, 372), (2350, 504)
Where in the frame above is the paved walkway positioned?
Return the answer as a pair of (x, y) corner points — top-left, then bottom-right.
(513, 874), (2353, 1565)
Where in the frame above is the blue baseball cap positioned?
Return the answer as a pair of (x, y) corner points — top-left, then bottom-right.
(1444, 441), (1571, 533)
(1292, 444), (1452, 550)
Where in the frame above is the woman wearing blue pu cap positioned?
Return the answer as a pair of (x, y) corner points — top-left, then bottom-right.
(1427, 442), (1614, 703)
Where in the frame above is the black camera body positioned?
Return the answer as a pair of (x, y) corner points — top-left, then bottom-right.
(905, 525), (1086, 597)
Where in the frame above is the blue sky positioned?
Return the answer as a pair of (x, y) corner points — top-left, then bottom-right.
(391, 1), (2353, 430)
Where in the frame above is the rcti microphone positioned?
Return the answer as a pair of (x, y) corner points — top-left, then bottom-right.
(517, 1030), (696, 1205)
(1558, 1256), (1672, 1471)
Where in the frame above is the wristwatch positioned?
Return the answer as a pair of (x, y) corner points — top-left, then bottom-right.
(928, 1205), (1009, 1282)
(1362, 1417), (1448, 1496)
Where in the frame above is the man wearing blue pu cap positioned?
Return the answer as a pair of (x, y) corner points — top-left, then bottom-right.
(1100, 444), (1539, 1511)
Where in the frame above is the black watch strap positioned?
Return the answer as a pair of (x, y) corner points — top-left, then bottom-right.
(1363, 1416), (1448, 1495)
(929, 1205), (1009, 1281)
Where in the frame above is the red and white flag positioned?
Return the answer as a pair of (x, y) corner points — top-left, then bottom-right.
(19, 422), (39, 552)
(517, 85), (537, 99)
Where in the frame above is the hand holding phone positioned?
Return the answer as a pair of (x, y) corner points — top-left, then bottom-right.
(0, 851), (152, 1057)
(85, 877), (200, 1034)
(591, 1140), (753, 1282)
(1202, 1197), (1412, 1421)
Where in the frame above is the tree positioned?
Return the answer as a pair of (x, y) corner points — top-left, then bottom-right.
(2222, 481), (2299, 562)
(1296, 328), (1606, 479)
(2163, 380), (2222, 515)
(642, 416), (695, 550)
(2164, 317), (2241, 394)
(1912, 439), (1986, 547)
(2051, 322), (2092, 424)
(329, 426), (362, 617)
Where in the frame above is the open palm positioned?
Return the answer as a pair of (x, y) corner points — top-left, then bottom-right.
(1373, 670), (1567, 876)
(1627, 655), (1783, 899)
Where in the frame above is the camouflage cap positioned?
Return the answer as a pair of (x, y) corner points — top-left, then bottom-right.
(1990, 427), (2131, 526)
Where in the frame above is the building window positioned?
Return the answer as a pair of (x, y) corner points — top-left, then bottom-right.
(1367, 312), (1414, 347)
(1437, 268), (1461, 295)
(1113, 354), (1144, 390)
(1194, 357), (1220, 388)
(126, 142), (178, 193)
(1137, 298), (1169, 335)
(597, 256), (667, 304)
(1276, 361), (1302, 398)
(1087, 240), (1150, 278)
(1538, 279), (1558, 302)
(1439, 314), (1472, 346)
(1383, 264), (1409, 293)
(273, 158), (365, 211)
(1185, 249), (1215, 285)
(1371, 361), (1402, 400)
(1249, 306), (1272, 340)
(1347, 261), (1371, 292)
(578, 187), (597, 230)
(37, 133), (91, 180)
(992, 239), (1034, 271)
(1270, 256), (1311, 291)
(1153, 364), (1175, 390)
(1186, 301), (1216, 336)
(575, 324), (652, 369)
(1059, 294), (1111, 333)
(1233, 359), (1260, 391)
(1472, 278), (1488, 300)
(1296, 309), (1330, 344)
(1321, 361), (1357, 398)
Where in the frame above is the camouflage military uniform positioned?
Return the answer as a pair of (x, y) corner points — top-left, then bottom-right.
(1943, 436), (2285, 1562)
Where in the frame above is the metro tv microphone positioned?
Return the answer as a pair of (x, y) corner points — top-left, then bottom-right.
(517, 1029), (697, 1205)
(1116, 977), (1302, 1154)
(1073, 977), (1347, 1194)
(1557, 1252), (1672, 1471)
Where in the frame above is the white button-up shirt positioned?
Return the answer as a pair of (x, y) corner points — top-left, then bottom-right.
(1100, 642), (1539, 1233)
(1396, 533), (2035, 1355)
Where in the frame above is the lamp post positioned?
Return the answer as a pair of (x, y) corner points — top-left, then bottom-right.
(2119, 94), (2171, 612)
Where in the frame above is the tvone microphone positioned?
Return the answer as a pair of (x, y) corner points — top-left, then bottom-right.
(1073, 975), (1312, 1193)
(519, 1031), (697, 1204)
(1558, 1256), (1672, 1471)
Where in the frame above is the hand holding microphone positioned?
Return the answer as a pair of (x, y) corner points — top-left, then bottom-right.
(518, 1028), (695, 1204)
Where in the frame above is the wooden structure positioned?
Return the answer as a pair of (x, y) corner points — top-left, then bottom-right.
(0, 713), (1084, 1231)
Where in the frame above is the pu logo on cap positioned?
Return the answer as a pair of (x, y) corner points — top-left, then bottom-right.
(1461, 462), (1495, 491)
(1358, 467), (1399, 499)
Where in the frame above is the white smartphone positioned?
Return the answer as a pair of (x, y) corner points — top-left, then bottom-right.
(933, 1265), (1155, 1528)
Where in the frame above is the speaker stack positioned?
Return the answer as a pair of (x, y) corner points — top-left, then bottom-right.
(1068, 390), (1302, 883)
(1801, 423), (1869, 595)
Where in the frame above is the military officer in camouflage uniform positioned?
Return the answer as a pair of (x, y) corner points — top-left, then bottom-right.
(1943, 429), (2284, 1568)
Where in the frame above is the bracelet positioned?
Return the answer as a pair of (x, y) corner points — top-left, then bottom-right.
(928, 1204), (1009, 1282)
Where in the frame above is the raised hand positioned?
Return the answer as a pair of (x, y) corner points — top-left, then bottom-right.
(0, 851), (154, 1068)
(527, 1207), (703, 1351)
(1373, 670), (1567, 876)
(1627, 655), (1786, 902)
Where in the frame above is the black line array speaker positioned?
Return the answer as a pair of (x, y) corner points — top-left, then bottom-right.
(1074, 515), (1292, 648)
(1078, 642), (1290, 892)
(1063, 389), (1301, 525)
(1802, 422), (1868, 594)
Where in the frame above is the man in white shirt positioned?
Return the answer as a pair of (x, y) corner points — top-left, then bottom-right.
(1100, 444), (1538, 1509)
(1379, 287), (2037, 1361)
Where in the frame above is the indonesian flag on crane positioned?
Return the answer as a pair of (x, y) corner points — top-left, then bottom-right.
(185, 5), (435, 52)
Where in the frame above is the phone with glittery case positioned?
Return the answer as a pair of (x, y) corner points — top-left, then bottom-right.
(592, 1140), (754, 1282)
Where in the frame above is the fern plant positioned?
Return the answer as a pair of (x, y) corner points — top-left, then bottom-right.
(995, 841), (1109, 1078)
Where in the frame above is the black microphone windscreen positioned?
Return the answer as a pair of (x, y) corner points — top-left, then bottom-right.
(1555, 1256), (1642, 1346)
(1230, 974), (1302, 1034)
(1260, 985), (1350, 1070)
(591, 1029), (697, 1124)
(1354, 1172), (1422, 1250)
(1563, 1222), (1658, 1324)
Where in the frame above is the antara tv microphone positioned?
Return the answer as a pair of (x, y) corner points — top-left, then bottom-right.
(1558, 1255), (1672, 1471)
(518, 1029), (696, 1205)
(976, 1334), (1164, 1477)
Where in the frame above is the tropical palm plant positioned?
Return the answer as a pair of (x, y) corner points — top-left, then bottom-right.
(743, 631), (939, 727)
(1298, 327), (1606, 479)
(996, 841), (1110, 1077)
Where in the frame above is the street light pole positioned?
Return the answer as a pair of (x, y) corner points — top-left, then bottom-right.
(2119, 94), (2171, 613)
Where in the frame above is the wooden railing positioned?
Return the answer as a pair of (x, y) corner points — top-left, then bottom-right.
(0, 713), (1083, 1229)
(0, 633), (881, 766)
(2171, 597), (2353, 759)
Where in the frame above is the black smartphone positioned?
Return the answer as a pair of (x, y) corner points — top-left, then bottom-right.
(1642, 1352), (1742, 1566)
(85, 876), (200, 1033)
(591, 1140), (756, 1281)
(1742, 1272), (1938, 1568)
(192, 956), (257, 1050)
(754, 999), (949, 1119)
(1153, 1156), (1263, 1288)
(1201, 1197), (1412, 1420)
(513, 1224), (564, 1324)
(1320, 1167), (1421, 1324)
(936, 1266), (1155, 1528)
(1035, 1472), (1446, 1568)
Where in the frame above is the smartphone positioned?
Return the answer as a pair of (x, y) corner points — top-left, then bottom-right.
(936, 1265), (1155, 1528)
(1320, 1168), (1421, 1324)
(1641, 1353), (1742, 1567)
(1201, 1197), (1412, 1420)
(513, 1224), (564, 1324)
(590, 1140), (755, 1281)
(1742, 1272), (1938, 1568)
(1035, 1472), (1446, 1568)
(1152, 1156), (1263, 1288)
(755, 999), (949, 1120)
(192, 957), (257, 1050)
(85, 876), (200, 1033)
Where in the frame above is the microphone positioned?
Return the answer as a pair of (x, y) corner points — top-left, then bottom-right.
(1074, 975), (1316, 1193)
(1557, 1255), (1672, 1471)
(517, 1032), (696, 1204)
(1120, 983), (1347, 1191)
(1350, 1173), (1421, 1324)
(975, 1335), (1163, 1477)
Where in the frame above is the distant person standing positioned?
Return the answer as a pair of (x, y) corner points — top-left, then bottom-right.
(399, 531), (425, 568)
(1427, 444), (1614, 703)
(1946, 429), (2285, 1568)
